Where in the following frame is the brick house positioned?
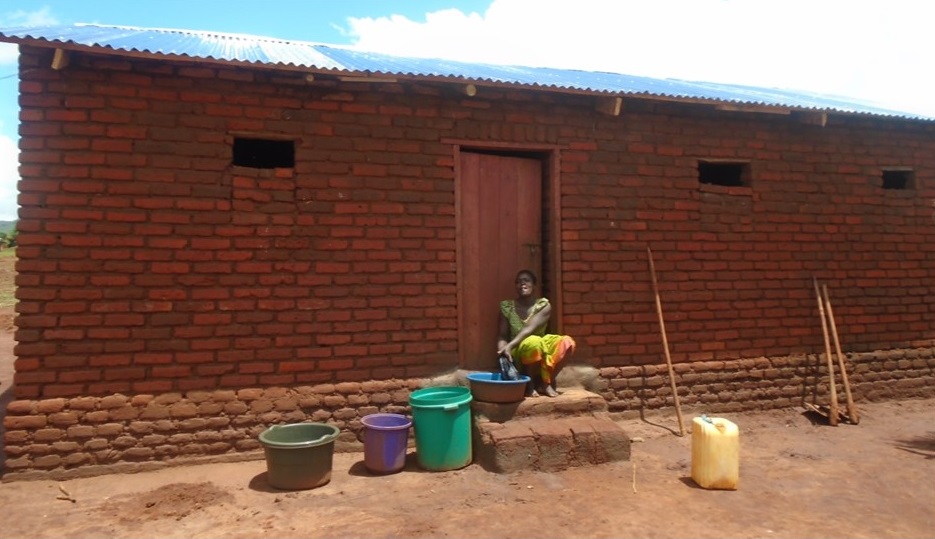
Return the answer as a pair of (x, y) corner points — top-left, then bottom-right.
(0, 24), (933, 478)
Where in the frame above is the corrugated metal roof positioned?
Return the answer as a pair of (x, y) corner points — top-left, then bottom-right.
(0, 23), (929, 121)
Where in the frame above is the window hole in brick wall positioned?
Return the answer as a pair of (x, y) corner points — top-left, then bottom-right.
(881, 169), (914, 190)
(698, 161), (749, 187)
(233, 137), (295, 169)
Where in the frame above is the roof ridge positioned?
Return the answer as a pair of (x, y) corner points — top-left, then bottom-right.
(71, 22), (346, 49)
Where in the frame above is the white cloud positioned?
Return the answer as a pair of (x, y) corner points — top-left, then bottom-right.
(0, 43), (16, 66)
(344, 0), (935, 118)
(0, 6), (58, 28)
(0, 132), (19, 221)
(0, 7), (59, 66)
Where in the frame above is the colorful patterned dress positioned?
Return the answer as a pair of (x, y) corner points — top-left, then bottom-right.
(499, 297), (576, 385)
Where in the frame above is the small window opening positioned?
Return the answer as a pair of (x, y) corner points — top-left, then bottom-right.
(698, 161), (749, 187)
(881, 169), (913, 190)
(233, 137), (295, 169)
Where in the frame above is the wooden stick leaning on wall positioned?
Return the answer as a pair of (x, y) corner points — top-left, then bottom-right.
(813, 277), (839, 426)
(646, 246), (686, 437)
(822, 284), (859, 424)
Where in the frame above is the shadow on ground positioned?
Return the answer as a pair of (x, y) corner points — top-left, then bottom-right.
(892, 432), (935, 459)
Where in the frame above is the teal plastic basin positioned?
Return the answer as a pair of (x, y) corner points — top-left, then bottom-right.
(409, 386), (472, 471)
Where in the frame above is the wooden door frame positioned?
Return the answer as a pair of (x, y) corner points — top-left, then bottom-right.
(448, 139), (565, 368)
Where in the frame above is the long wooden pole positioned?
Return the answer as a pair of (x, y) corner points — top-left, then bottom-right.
(647, 246), (685, 436)
(822, 284), (859, 424)
(813, 277), (839, 426)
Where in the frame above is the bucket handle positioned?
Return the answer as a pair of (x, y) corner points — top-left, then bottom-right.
(308, 434), (331, 445)
(443, 403), (458, 411)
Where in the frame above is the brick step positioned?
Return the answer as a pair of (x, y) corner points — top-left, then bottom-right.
(470, 387), (608, 423)
(471, 389), (630, 473)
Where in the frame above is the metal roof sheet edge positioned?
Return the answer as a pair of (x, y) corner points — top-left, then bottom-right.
(0, 23), (931, 122)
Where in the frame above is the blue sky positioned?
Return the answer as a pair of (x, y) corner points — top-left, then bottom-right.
(0, 0), (933, 221)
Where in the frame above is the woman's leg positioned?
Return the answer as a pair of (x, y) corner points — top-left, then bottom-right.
(524, 362), (541, 397)
(516, 336), (551, 397)
(550, 363), (565, 391)
(542, 335), (576, 394)
(540, 381), (559, 397)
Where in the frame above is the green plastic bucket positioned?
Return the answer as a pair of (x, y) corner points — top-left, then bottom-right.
(258, 422), (341, 490)
(409, 386), (473, 471)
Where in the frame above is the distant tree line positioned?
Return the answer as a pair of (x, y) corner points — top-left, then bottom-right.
(0, 229), (16, 249)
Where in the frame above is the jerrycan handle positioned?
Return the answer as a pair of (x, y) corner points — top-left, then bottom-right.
(701, 414), (726, 432)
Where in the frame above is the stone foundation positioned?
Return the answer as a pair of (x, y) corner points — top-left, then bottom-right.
(2, 379), (421, 480)
(595, 347), (935, 417)
(3, 348), (933, 480)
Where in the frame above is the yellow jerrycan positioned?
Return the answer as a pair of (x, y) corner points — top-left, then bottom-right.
(690, 415), (739, 490)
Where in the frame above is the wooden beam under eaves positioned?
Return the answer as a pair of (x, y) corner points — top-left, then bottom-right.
(51, 48), (70, 70)
(716, 103), (790, 115)
(792, 110), (828, 127)
(596, 96), (623, 116)
(338, 75), (398, 83)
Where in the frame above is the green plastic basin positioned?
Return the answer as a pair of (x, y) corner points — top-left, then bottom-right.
(258, 422), (340, 490)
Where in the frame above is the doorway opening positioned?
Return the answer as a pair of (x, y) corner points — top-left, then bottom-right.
(457, 147), (559, 371)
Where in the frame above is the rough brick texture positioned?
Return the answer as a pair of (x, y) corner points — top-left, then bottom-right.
(5, 45), (934, 477)
(468, 388), (629, 473)
(3, 379), (416, 479)
(600, 347), (935, 415)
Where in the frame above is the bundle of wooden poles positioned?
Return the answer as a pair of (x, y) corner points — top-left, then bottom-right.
(807, 276), (859, 426)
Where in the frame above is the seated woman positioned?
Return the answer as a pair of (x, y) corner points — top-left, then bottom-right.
(497, 269), (576, 397)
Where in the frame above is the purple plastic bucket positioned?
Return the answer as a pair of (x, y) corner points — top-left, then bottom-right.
(360, 413), (412, 475)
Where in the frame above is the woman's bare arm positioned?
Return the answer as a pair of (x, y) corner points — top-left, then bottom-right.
(497, 313), (511, 354)
(501, 302), (552, 354)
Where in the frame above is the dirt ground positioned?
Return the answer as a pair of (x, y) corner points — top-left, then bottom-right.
(1, 322), (934, 539)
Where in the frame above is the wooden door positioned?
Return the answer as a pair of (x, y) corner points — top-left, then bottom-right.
(459, 152), (543, 370)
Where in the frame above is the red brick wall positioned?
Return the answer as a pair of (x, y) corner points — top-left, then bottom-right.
(13, 44), (935, 396)
(14, 46), (467, 399)
(560, 103), (935, 364)
(4, 45), (934, 476)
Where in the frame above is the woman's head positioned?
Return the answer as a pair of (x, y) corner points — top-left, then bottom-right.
(515, 269), (537, 285)
(514, 269), (537, 298)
